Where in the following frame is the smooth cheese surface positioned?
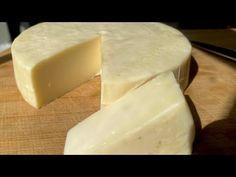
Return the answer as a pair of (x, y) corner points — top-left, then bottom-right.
(12, 22), (191, 108)
(64, 72), (195, 154)
(12, 36), (101, 108)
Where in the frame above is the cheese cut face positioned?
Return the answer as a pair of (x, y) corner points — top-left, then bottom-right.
(64, 72), (195, 154)
(12, 22), (191, 108)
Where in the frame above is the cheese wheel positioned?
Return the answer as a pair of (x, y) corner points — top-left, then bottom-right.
(12, 22), (191, 108)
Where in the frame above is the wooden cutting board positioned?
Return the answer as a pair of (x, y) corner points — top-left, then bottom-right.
(0, 46), (235, 154)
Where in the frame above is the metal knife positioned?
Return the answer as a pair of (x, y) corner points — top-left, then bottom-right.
(190, 40), (236, 62)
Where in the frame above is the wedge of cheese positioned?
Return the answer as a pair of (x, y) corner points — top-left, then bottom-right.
(64, 72), (195, 154)
(12, 22), (191, 108)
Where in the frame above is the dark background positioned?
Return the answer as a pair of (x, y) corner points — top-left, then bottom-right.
(3, 1), (236, 41)
(6, 20), (236, 42)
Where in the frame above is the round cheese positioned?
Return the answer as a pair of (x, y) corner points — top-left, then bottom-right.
(12, 23), (191, 108)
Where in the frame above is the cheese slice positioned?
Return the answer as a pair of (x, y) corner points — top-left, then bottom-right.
(64, 72), (195, 154)
(12, 22), (191, 108)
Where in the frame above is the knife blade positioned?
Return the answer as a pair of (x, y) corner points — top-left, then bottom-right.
(190, 40), (236, 62)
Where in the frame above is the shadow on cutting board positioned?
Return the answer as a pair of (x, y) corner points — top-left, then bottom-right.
(193, 99), (236, 155)
(183, 56), (202, 154)
(187, 56), (199, 88)
(0, 48), (11, 65)
(183, 56), (236, 154)
(184, 95), (202, 154)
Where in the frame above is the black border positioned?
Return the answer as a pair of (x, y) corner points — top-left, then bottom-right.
(1, 1), (235, 24)
(0, 155), (236, 173)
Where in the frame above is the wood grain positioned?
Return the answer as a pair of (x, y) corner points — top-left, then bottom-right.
(0, 46), (235, 154)
(185, 48), (236, 154)
(0, 61), (100, 154)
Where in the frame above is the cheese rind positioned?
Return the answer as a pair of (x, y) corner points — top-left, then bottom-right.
(12, 22), (191, 108)
(64, 72), (195, 154)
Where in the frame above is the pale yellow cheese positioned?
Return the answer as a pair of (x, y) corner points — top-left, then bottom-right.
(12, 36), (101, 108)
(12, 22), (191, 108)
(64, 72), (195, 154)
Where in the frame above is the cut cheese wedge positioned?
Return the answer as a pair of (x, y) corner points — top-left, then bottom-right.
(64, 72), (195, 154)
(12, 22), (191, 108)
